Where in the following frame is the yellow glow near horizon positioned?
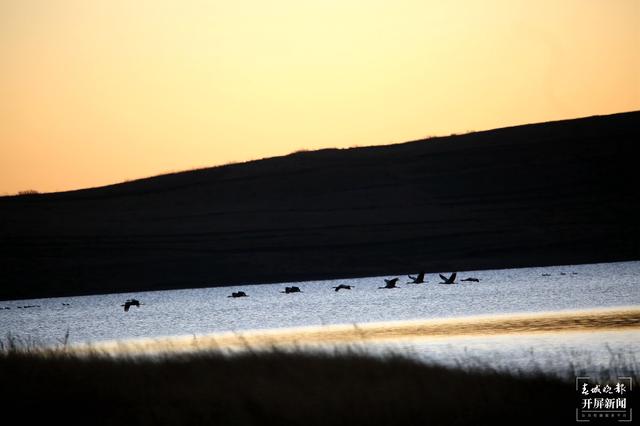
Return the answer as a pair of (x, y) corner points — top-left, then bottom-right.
(1, 0), (638, 194)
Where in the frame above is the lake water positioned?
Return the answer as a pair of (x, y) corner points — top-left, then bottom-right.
(2, 260), (639, 373)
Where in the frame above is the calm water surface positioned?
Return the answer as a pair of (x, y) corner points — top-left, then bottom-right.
(2, 261), (639, 371)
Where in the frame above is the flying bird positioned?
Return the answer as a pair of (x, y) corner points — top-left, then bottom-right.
(333, 284), (353, 292)
(461, 277), (479, 282)
(439, 273), (457, 284)
(228, 291), (248, 298)
(121, 299), (141, 312)
(407, 271), (425, 284)
(379, 278), (399, 289)
(281, 286), (302, 294)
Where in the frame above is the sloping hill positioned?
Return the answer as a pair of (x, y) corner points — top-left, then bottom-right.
(1, 111), (638, 300)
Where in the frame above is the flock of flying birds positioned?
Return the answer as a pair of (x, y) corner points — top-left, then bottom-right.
(119, 271), (479, 310)
(119, 269), (575, 309)
(0, 270), (578, 312)
(0, 271), (579, 312)
(121, 272), (578, 312)
(223, 271), (481, 299)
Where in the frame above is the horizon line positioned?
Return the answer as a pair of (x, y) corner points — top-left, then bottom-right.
(5, 109), (638, 197)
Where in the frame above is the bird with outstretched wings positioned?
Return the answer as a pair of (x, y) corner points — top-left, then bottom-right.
(439, 273), (457, 284)
(333, 284), (353, 291)
(379, 278), (399, 289)
(408, 271), (425, 284)
(121, 299), (141, 312)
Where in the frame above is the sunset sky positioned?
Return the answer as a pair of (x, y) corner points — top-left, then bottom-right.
(1, 0), (638, 194)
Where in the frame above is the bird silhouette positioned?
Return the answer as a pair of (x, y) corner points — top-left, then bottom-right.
(228, 291), (248, 298)
(379, 278), (399, 289)
(407, 271), (425, 284)
(439, 273), (457, 284)
(121, 299), (141, 312)
(332, 284), (353, 292)
(281, 286), (302, 294)
(461, 277), (479, 282)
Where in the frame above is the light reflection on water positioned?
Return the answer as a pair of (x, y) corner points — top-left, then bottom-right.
(1, 260), (639, 371)
(77, 310), (640, 376)
(370, 329), (639, 376)
(78, 306), (637, 349)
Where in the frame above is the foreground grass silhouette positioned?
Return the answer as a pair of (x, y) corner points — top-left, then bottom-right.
(0, 347), (581, 426)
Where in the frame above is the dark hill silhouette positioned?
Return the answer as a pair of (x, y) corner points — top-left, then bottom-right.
(1, 111), (638, 300)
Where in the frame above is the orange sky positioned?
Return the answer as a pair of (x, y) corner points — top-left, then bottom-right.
(1, 0), (638, 194)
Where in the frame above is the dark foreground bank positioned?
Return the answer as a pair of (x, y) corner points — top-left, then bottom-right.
(1, 111), (639, 299)
(1, 348), (583, 426)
